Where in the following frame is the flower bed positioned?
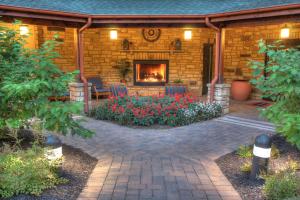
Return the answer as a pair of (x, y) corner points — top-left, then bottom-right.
(91, 95), (222, 127)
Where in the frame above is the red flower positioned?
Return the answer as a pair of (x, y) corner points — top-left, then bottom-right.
(112, 104), (117, 112)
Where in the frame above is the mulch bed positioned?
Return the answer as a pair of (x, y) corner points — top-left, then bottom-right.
(216, 135), (300, 200)
(0, 134), (97, 200)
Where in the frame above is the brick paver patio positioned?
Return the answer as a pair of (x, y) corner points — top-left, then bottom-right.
(61, 105), (274, 200)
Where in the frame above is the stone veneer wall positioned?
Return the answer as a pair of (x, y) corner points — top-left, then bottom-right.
(36, 26), (77, 72)
(2, 21), (300, 99)
(82, 28), (215, 96)
(223, 22), (300, 99)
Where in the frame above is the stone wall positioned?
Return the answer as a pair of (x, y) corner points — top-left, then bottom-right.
(82, 28), (215, 97)
(36, 26), (77, 72)
(223, 22), (300, 98)
(2, 20), (300, 99)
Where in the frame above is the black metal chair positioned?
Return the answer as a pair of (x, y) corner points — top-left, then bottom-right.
(87, 77), (111, 101)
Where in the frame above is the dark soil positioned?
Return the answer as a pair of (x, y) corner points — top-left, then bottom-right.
(216, 135), (300, 200)
(0, 137), (97, 200)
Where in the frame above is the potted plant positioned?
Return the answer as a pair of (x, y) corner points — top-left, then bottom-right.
(173, 79), (184, 84)
(231, 68), (252, 101)
(113, 59), (132, 83)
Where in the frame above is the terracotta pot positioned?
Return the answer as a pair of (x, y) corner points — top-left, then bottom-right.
(231, 80), (252, 101)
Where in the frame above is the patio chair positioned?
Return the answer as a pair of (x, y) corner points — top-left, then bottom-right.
(110, 84), (128, 97)
(165, 84), (188, 96)
(87, 77), (111, 101)
(49, 91), (70, 102)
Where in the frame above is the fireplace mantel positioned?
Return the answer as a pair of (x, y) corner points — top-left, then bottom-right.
(121, 50), (183, 54)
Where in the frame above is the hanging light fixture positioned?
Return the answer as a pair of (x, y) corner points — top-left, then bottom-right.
(280, 25), (290, 39)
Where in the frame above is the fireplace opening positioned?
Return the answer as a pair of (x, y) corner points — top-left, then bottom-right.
(133, 60), (169, 86)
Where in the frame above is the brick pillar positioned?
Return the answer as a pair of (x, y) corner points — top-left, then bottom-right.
(207, 83), (231, 114)
(69, 82), (92, 111)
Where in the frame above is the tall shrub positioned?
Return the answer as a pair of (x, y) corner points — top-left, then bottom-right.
(250, 40), (300, 148)
(0, 22), (92, 138)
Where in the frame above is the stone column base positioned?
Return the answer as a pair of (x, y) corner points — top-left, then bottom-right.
(69, 82), (92, 111)
(207, 83), (231, 114)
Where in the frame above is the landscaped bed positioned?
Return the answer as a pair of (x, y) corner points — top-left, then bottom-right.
(216, 135), (300, 200)
(0, 132), (97, 200)
(91, 95), (222, 127)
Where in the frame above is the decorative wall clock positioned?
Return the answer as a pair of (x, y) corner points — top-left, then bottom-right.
(142, 28), (161, 42)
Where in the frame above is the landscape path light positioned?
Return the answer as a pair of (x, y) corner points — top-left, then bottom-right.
(250, 134), (272, 180)
(45, 134), (63, 161)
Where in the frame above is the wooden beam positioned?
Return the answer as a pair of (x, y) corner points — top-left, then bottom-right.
(92, 19), (205, 24)
(0, 16), (82, 28)
(0, 10), (86, 23)
(211, 8), (300, 22)
(224, 15), (300, 28)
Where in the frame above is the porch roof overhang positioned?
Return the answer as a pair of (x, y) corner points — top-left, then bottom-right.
(0, 1), (300, 25)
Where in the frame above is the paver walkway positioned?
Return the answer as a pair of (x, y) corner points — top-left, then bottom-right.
(61, 106), (274, 200)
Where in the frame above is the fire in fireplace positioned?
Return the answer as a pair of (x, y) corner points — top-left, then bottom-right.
(133, 60), (169, 86)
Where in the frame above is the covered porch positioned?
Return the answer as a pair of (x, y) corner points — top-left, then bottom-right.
(1, 1), (300, 112)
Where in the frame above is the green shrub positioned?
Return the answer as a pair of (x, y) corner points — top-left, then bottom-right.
(264, 170), (300, 200)
(240, 162), (252, 173)
(0, 21), (93, 139)
(0, 146), (66, 198)
(283, 197), (300, 200)
(271, 144), (280, 159)
(236, 145), (253, 158)
(92, 95), (222, 127)
(250, 40), (300, 149)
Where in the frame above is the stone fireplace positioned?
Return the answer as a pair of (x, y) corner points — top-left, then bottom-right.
(133, 60), (169, 86)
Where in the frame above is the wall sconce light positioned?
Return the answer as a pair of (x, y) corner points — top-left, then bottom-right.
(110, 30), (118, 40)
(20, 25), (29, 36)
(280, 25), (290, 39)
(184, 30), (192, 40)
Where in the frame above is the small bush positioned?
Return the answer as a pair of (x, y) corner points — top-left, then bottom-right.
(283, 197), (300, 200)
(92, 95), (222, 127)
(236, 145), (253, 158)
(264, 170), (300, 200)
(271, 145), (280, 159)
(250, 40), (300, 149)
(240, 162), (252, 173)
(287, 160), (300, 171)
(0, 146), (66, 198)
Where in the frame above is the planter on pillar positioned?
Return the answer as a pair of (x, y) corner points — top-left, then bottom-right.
(207, 83), (231, 114)
(69, 82), (92, 111)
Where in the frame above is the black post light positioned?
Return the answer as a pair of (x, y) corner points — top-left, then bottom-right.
(45, 134), (63, 161)
(250, 134), (272, 180)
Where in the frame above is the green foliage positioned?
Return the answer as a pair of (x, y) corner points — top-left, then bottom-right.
(113, 59), (132, 79)
(236, 144), (280, 159)
(0, 145), (67, 198)
(250, 40), (300, 149)
(91, 95), (222, 127)
(236, 145), (253, 158)
(271, 144), (280, 159)
(173, 79), (184, 84)
(263, 170), (300, 200)
(283, 197), (300, 200)
(286, 159), (300, 171)
(240, 162), (252, 173)
(0, 21), (93, 138)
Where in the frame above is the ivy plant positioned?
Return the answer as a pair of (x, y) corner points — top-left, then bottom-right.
(250, 40), (300, 149)
(0, 21), (93, 138)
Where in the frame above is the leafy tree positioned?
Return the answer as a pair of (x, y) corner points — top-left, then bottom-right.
(250, 40), (300, 148)
(0, 21), (93, 138)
